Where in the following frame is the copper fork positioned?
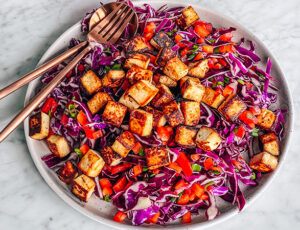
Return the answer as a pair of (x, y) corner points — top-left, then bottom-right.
(0, 2), (136, 143)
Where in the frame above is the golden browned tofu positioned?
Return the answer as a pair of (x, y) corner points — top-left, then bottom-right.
(101, 70), (125, 88)
(181, 78), (205, 102)
(177, 6), (199, 29)
(179, 76), (201, 88)
(47, 135), (71, 158)
(126, 66), (153, 84)
(80, 70), (102, 95)
(118, 90), (140, 111)
(125, 36), (151, 53)
(260, 132), (277, 144)
(129, 109), (153, 137)
(150, 31), (174, 49)
(29, 112), (49, 140)
(256, 109), (276, 129)
(158, 75), (177, 87)
(188, 59), (209, 78)
(181, 101), (200, 126)
(72, 174), (95, 202)
(87, 92), (112, 115)
(127, 80), (159, 107)
(100, 146), (122, 166)
(250, 151), (278, 172)
(78, 149), (105, 177)
(102, 101), (127, 127)
(124, 53), (150, 69)
(111, 131), (136, 158)
(163, 57), (188, 81)
(145, 106), (167, 128)
(145, 147), (170, 170)
(155, 47), (177, 67)
(162, 100), (185, 127)
(202, 87), (225, 109)
(196, 126), (222, 152)
(151, 84), (174, 108)
(218, 94), (247, 121)
(175, 125), (197, 148)
(260, 133), (279, 156)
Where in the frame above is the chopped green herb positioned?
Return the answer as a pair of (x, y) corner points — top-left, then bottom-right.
(224, 77), (230, 84)
(167, 32), (173, 37)
(237, 79), (245, 85)
(251, 172), (256, 180)
(48, 110), (51, 117)
(214, 47), (221, 54)
(172, 28), (177, 32)
(74, 148), (83, 158)
(192, 45), (199, 49)
(170, 197), (176, 202)
(188, 54), (196, 60)
(149, 173), (156, 178)
(178, 192), (183, 199)
(208, 39), (215, 43)
(217, 81), (224, 86)
(138, 148), (145, 157)
(72, 96), (76, 100)
(235, 169), (239, 173)
(212, 170), (220, 175)
(112, 64), (121, 70)
(104, 66), (110, 71)
(212, 82), (217, 88)
(251, 128), (259, 137)
(204, 181), (214, 190)
(68, 104), (77, 118)
(143, 167), (148, 172)
(104, 194), (111, 202)
(257, 72), (265, 78)
(233, 128), (238, 134)
(209, 77), (215, 82)
(191, 163), (202, 172)
(104, 47), (110, 51)
(261, 85), (265, 91)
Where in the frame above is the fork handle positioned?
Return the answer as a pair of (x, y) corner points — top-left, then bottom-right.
(0, 41), (88, 100)
(0, 45), (91, 143)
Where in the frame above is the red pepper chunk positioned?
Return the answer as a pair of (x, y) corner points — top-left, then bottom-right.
(144, 22), (156, 33)
(176, 152), (193, 178)
(174, 179), (188, 190)
(99, 178), (112, 188)
(239, 110), (258, 128)
(113, 211), (127, 223)
(204, 157), (214, 170)
(223, 86), (234, 98)
(191, 183), (205, 198)
(41, 97), (56, 114)
(113, 176), (127, 193)
(219, 32), (233, 42)
(182, 211), (191, 224)
(60, 114), (68, 126)
(147, 212), (160, 224)
(177, 193), (190, 205)
(111, 164), (131, 175)
(102, 187), (113, 196)
(79, 144), (90, 155)
(157, 126), (173, 144)
(92, 130), (103, 139)
(77, 110), (89, 126)
(132, 165), (143, 178)
(235, 125), (245, 138)
(194, 25), (210, 38)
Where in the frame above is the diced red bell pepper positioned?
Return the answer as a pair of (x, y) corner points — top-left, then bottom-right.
(188, 191), (196, 202)
(144, 22), (156, 33)
(47, 128), (54, 138)
(190, 154), (200, 161)
(102, 187), (113, 196)
(194, 52), (204, 61)
(204, 157), (214, 170)
(77, 110), (89, 126)
(216, 87), (223, 94)
(121, 79), (131, 90)
(113, 211), (127, 222)
(132, 142), (143, 154)
(99, 178), (112, 188)
(177, 193), (190, 205)
(219, 32), (233, 42)
(211, 166), (223, 173)
(180, 47), (190, 57)
(41, 97), (56, 114)
(200, 193), (209, 200)
(152, 168), (160, 175)
(174, 179), (188, 190)
(132, 165), (143, 178)
(231, 159), (243, 170)
(219, 45), (234, 53)
(249, 106), (261, 115)
(82, 127), (94, 139)
(176, 152), (193, 178)
(194, 25), (210, 38)
(182, 211), (191, 224)
(218, 58), (227, 66)
(191, 183), (205, 198)
(147, 212), (160, 224)
(196, 37), (205, 44)
(66, 70), (72, 78)
(223, 86), (234, 98)
(143, 32), (153, 41)
(175, 34), (186, 48)
(149, 54), (156, 63)
(77, 64), (85, 71)
(203, 45), (214, 54)
(235, 125), (245, 138)
(111, 164), (132, 175)
(123, 180), (133, 191)
(60, 114), (68, 126)
(168, 162), (182, 176)
(79, 144), (90, 155)
(239, 110), (258, 127)
(113, 176), (127, 193)
(152, 74), (161, 84)
(157, 126), (173, 144)
(92, 129), (103, 139)
(245, 82), (253, 90)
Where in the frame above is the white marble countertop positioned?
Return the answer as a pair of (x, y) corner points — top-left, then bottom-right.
(0, 0), (299, 229)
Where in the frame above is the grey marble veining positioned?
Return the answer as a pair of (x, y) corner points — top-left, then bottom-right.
(0, 0), (299, 229)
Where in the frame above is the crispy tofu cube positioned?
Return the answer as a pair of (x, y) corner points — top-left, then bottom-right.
(126, 66), (153, 84)
(102, 101), (127, 127)
(145, 106), (167, 127)
(162, 100), (185, 127)
(111, 131), (136, 157)
(196, 127), (222, 151)
(202, 87), (225, 109)
(181, 101), (200, 126)
(163, 57), (188, 81)
(181, 78), (205, 102)
(100, 146), (122, 166)
(158, 75), (177, 87)
(118, 90), (140, 111)
(177, 6), (199, 29)
(72, 174), (95, 202)
(87, 92), (112, 115)
(155, 47), (177, 67)
(78, 149), (105, 177)
(29, 112), (50, 140)
(261, 133), (279, 156)
(250, 151), (278, 172)
(127, 80), (159, 107)
(175, 125), (197, 148)
(101, 70), (125, 88)
(256, 109), (276, 129)
(188, 59), (209, 78)
(260, 132), (277, 144)
(129, 109), (153, 137)
(47, 135), (71, 158)
(124, 53), (150, 69)
(150, 31), (174, 49)
(218, 94), (247, 121)
(125, 36), (151, 53)
(80, 70), (102, 95)
(151, 84), (174, 107)
(179, 76), (201, 88)
(145, 147), (170, 170)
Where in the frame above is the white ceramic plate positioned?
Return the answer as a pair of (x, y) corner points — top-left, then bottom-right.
(24, 1), (294, 229)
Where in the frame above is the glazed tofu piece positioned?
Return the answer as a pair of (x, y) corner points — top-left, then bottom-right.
(145, 106), (167, 127)
(145, 147), (170, 170)
(101, 70), (125, 88)
(29, 112), (50, 140)
(256, 109), (276, 129)
(127, 80), (159, 107)
(260, 133), (279, 156)
(188, 59), (209, 78)
(151, 84), (174, 108)
(196, 126), (222, 152)
(181, 78), (205, 102)
(102, 101), (127, 127)
(78, 149), (105, 177)
(47, 135), (71, 158)
(125, 36), (151, 53)
(181, 101), (201, 126)
(155, 47), (177, 67)
(118, 90), (140, 111)
(100, 146), (122, 166)
(177, 6), (199, 29)
(129, 109), (153, 137)
(202, 87), (225, 109)
(150, 31), (174, 49)
(218, 94), (247, 121)
(126, 66), (153, 84)
(158, 75), (177, 88)
(175, 125), (197, 148)
(124, 53), (150, 69)
(87, 92), (112, 115)
(179, 76), (201, 88)
(80, 70), (102, 95)
(250, 151), (278, 172)
(111, 131), (136, 158)
(163, 57), (189, 81)
(72, 174), (95, 202)
(162, 100), (185, 127)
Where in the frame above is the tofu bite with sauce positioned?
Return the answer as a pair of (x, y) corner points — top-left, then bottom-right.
(78, 149), (105, 177)
(163, 57), (189, 81)
(181, 101), (201, 126)
(29, 111), (50, 140)
(100, 146), (122, 166)
(72, 174), (95, 202)
(196, 126), (222, 152)
(111, 131), (136, 158)
(80, 70), (102, 95)
(129, 109), (153, 137)
(250, 151), (278, 172)
(101, 70), (125, 88)
(202, 87), (225, 109)
(218, 94), (247, 121)
(175, 125), (197, 148)
(145, 147), (170, 170)
(162, 100), (185, 127)
(47, 135), (71, 158)
(102, 101), (127, 127)
(124, 53), (150, 69)
(87, 92), (112, 115)
(126, 66), (153, 84)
